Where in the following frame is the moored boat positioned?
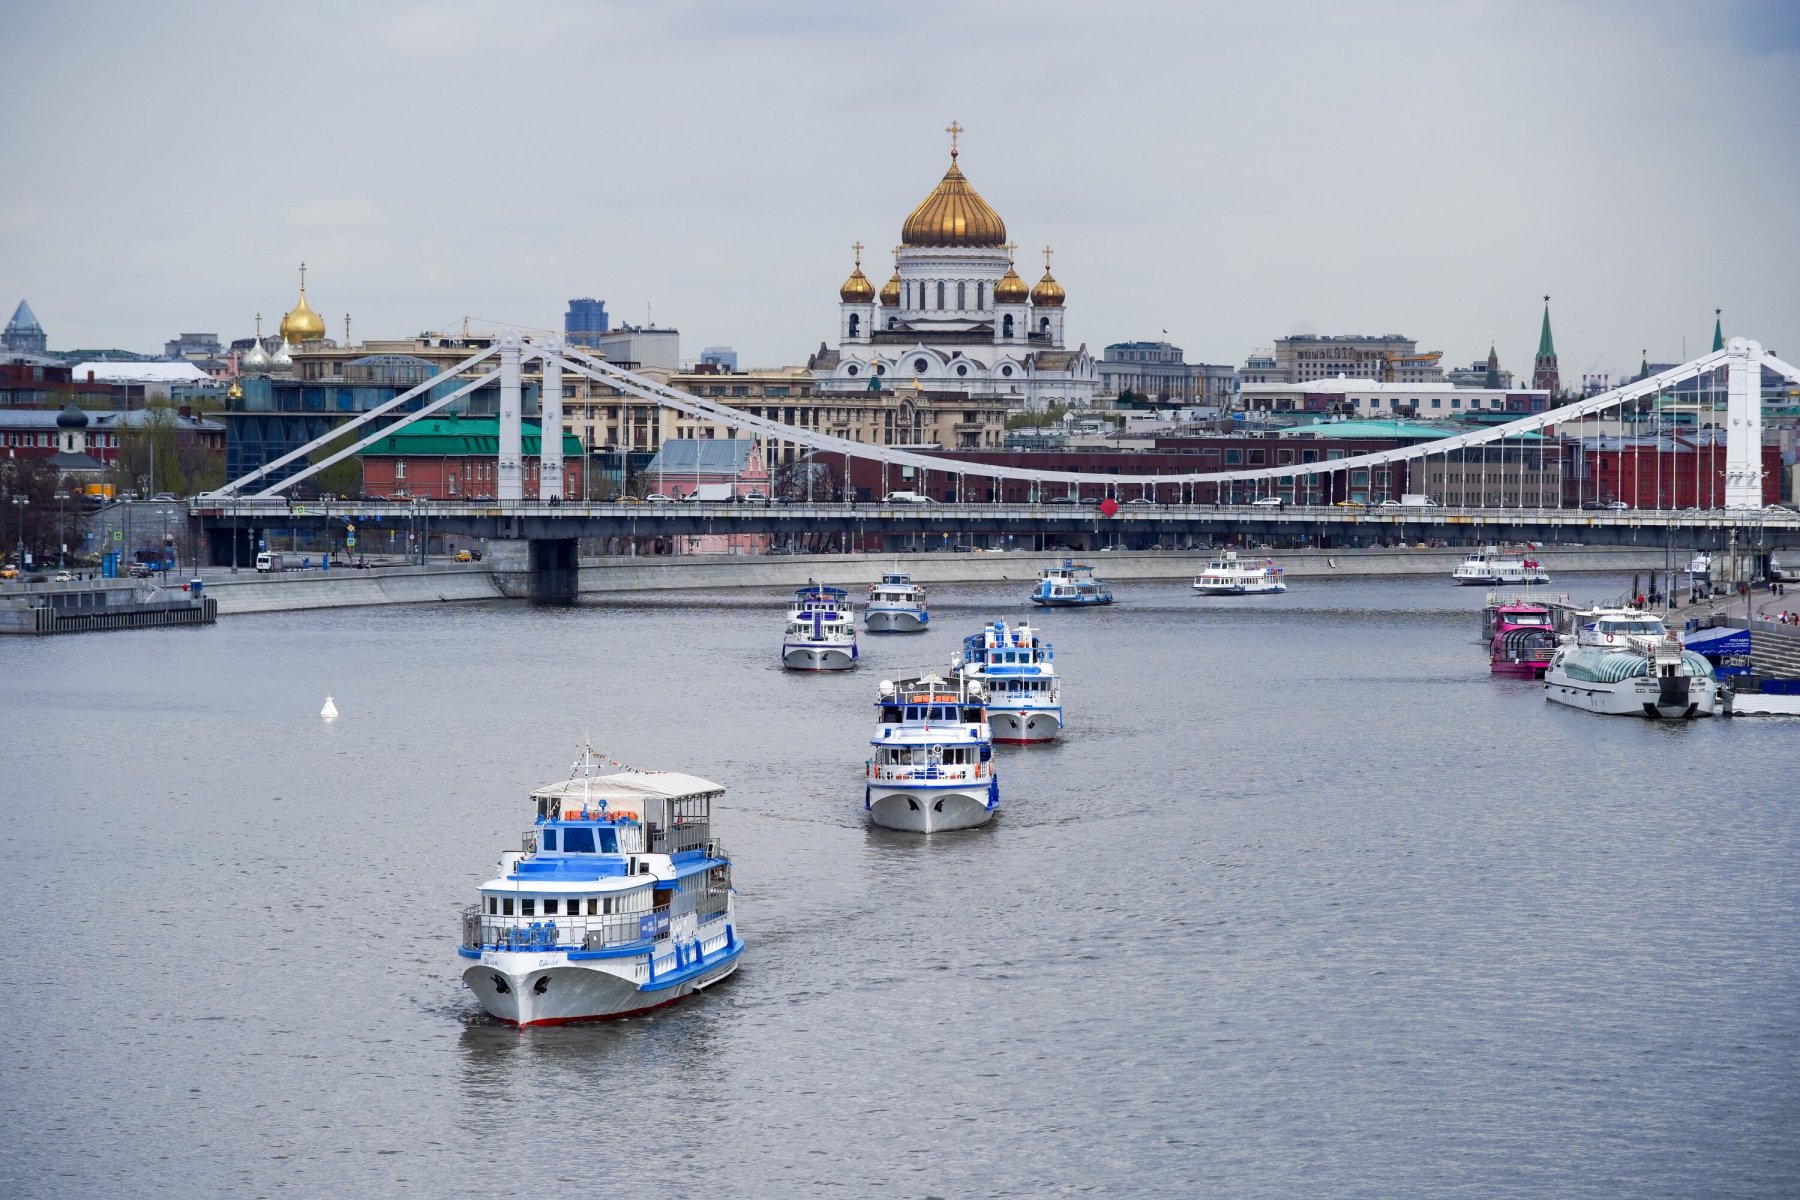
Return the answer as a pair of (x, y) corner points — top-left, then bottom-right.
(783, 583), (859, 670)
(1453, 547), (1550, 586)
(458, 762), (743, 1026)
(866, 674), (999, 832)
(1482, 591), (1572, 678)
(864, 570), (929, 633)
(1192, 550), (1287, 596)
(952, 618), (1064, 743)
(1031, 559), (1113, 607)
(1544, 606), (1717, 718)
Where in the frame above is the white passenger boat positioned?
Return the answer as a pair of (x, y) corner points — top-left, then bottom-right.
(1544, 606), (1718, 718)
(783, 583), (859, 671)
(459, 763), (743, 1026)
(1031, 559), (1113, 607)
(866, 674), (999, 832)
(952, 618), (1063, 743)
(1452, 547), (1550, 586)
(864, 570), (929, 633)
(1192, 550), (1288, 596)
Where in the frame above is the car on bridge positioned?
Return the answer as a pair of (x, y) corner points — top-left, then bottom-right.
(1252, 497), (1285, 507)
(644, 493), (675, 504)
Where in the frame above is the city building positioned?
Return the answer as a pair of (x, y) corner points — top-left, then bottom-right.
(1242, 335), (1446, 386)
(1099, 341), (1198, 403)
(359, 417), (583, 501)
(163, 333), (223, 362)
(1445, 346), (1514, 390)
(1, 406), (225, 465)
(699, 346), (738, 371)
(3, 300), (47, 354)
(640, 439), (770, 554)
(1238, 377), (1551, 420)
(565, 297), (610, 348)
(595, 325), (680, 371)
(1, 352), (118, 409)
(810, 126), (1098, 411)
(1574, 433), (1780, 508)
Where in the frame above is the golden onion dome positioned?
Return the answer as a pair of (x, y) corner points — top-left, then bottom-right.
(839, 243), (875, 303)
(1030, 271), (1065, 307)
(227, 380), (244, 401)
(279, 262), (327, 344)
(879, 271), (900, 307)
(994, 265), (1029, 304)
(901, 150), (1006, 248)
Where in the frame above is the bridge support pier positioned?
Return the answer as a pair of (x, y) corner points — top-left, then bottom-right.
(486, 537), (579, 603)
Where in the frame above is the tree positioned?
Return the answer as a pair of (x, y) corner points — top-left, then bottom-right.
(0, 458), (79, 566)
(113, 403), (185, 497)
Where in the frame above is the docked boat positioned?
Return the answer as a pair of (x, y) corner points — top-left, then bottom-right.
(1031, 559), (1113, 607)
(458, 763), (743, 1026)
(952, 618), (1063, 743)
(864, 570), (929, 633)
(1544, 606), (1718, 718)
(783, 583), (858, 671)
(1452, 548), (1550, 586)
(1482, 591), (1571, 678)
(866, 674), (999, 832)
(1192, 550), (1287, 596)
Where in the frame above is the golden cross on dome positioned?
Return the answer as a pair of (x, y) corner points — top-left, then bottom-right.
(1043, 245), (1055, 272)
(254, 312), (262, 335)
(945, 120), (963, 158)
(1005, 240), (1017, 264)
(299, 261), (308, 292)
(892, 245), (901, 266)
(851, 241), (863, 267)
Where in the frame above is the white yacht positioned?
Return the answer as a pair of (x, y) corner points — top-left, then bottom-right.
(866, 674), (999, 832)
(1192, 550), (1288, 596)
(783, 583), (859, 671)
(1544, 606), (1718, 718)
(1452, 548), (1550, 586)
(864, 570), (929, 633)
(952, 618), (1063, 743)
(458, 762), (743, 1026)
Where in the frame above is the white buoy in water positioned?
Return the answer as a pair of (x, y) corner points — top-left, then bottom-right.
(321, 696), (339, 721)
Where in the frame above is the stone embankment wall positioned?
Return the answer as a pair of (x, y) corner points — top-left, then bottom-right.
(195, 546), (1669, 616)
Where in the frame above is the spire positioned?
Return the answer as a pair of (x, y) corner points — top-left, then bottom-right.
(1712, 307), (1723, 353)
(1536, 295), (1555, 358)
(1531, 295), (1560, 396)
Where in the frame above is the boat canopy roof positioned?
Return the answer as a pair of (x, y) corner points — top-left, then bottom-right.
(795, 584), (848, 599)
(532, 771), (723, 816)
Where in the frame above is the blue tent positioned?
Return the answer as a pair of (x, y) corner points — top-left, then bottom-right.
(1682, 625), (1752, 656)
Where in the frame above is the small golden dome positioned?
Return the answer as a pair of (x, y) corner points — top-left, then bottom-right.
(879, 271), (900, 307)
(901, 148), (1006, 248)
(279, 262), (326, 344)
(227, 381), (244, 400)
(1030, 271), (1065, 307)
(994, 266), (1028, 304)
(839, 242), (875, 303)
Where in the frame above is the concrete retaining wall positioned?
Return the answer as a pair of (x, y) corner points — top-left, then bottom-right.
(204, 563), (503, 614)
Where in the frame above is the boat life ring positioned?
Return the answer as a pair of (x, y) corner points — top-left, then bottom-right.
(1605, 633), (1615, 643)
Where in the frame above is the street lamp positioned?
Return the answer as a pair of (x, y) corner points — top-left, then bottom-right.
(10, 494), (27, 570)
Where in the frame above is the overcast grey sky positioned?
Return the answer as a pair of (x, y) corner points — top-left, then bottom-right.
(3, 0), (1796, 381)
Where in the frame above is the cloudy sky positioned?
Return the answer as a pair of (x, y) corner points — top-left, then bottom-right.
(3, 0), (1796, 382)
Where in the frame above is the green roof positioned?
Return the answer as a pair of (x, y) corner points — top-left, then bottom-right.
(1278, 420), (1460, 440)
(362, 417), (582, 457)
(1537, 301), (1556, 359)
(1712, 312), (1724, 353)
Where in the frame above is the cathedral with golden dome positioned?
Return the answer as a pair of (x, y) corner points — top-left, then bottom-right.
(810, 123), (1096, 411)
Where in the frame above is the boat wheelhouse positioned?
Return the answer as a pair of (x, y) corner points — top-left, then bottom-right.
(1030, 560), (1113, 607)
(865, 570), (929, 633)
(458, 766), (743, 1026)
(952, 618), (1063, 743)
(784, 583), (858, 671)
(866, 674), (999, 832)
(1452, 548), (1550, 586)
(1192, 550), (1287, 596)
(1544, 606), (1718, 718)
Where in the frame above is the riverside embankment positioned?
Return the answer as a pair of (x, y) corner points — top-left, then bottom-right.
(198, 545), (1672, 615)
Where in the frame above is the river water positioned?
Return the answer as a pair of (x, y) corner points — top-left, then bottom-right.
(1, 572), (1795, 1198)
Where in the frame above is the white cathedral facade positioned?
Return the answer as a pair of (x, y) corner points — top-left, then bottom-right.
(809, 126), (1097, 412)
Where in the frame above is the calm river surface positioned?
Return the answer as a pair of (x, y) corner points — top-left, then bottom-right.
(1, 571), (1795, 1198)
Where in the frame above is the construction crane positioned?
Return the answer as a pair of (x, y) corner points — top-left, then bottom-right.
(1382, 350), (1442, 383)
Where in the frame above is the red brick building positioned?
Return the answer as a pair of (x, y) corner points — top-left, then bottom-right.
(359, 417), (585, 500)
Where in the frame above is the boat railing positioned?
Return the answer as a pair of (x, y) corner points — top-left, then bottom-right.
(649, 820), (711, 856)
(695, 885), (731, 925)
(867, 761), (988, 783)
(704, 838), (731, 863)
(460, 903), (673, 953)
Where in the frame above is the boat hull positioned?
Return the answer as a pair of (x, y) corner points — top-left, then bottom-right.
(784, 644), (857, 671)
(867, 786), (995, 832)
(1192, 583), (1287, 596)
(864, 608), (928, 633)
(462, 940), (743, 1027)
(1030, 595), (1112, 607)
(1544, 671), (1718, 718)
(1491, 659), (1551, 679)
(1455, 572), (1551, 586)
(987, 707), (1063, 743)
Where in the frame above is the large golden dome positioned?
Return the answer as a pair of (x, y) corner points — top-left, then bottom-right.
(901, 145), (1006, 248)
(279, 262), (326, 344)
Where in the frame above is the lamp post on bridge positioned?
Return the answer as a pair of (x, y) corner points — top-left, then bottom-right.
(10, 494), (27, 571)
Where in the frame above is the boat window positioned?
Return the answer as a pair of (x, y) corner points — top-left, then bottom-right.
(597, 828), (619, 853)
(544, 898), (559, 915)
(562, 826), (596, 854)
(602, 897), (614, 915)
(487, 896), (497, 914)
(906, 706), (920, 720)
(502, 897), (514, 916)
(541, 829), (558, 851)
(881, 705), (902, 722)
(587, 897), (599, 916)
(522, 898), (537, 917)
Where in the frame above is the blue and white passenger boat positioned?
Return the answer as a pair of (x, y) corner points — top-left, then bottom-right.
(783, 583), (859, 670)
(866, 674), (999, 833)
(1544, 605), (1718, 719)
(1030, 559), (1113, 607)
(458, 763), (743, 1026)
(864, 570), (929, 633)
(1192, 550), (1287, 596)
(952, 618), (1064, 743)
